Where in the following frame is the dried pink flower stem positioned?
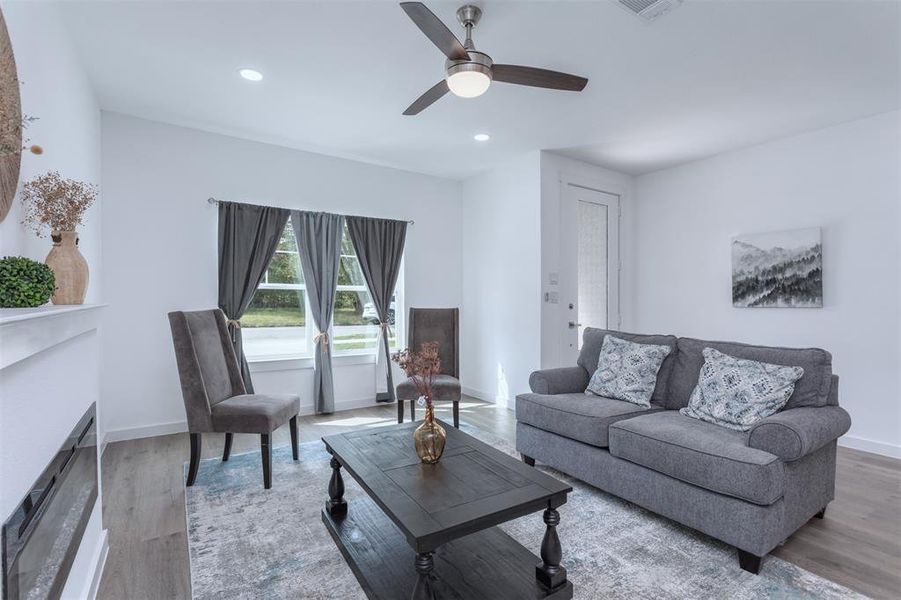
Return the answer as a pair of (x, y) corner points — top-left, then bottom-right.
(21, 171), (97, 237)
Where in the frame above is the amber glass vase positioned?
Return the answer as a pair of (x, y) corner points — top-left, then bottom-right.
(413, 402), (446, 464)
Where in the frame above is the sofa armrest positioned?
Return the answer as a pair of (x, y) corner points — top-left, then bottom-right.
(528, 366), (590, 395)
(748, 406), (851, 462)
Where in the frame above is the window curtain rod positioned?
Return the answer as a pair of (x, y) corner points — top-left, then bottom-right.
(206, 197), (415, 225)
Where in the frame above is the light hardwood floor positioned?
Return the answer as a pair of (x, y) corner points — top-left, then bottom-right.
(97, 400), (900, 600)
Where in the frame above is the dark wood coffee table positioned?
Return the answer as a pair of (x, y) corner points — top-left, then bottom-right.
(321, 421), (573, 600)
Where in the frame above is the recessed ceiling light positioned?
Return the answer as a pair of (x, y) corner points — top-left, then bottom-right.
(473, 133), (490, 142)
(238, 68), (263, 82)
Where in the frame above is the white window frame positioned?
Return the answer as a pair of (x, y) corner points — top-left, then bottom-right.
(245, 229), (404, 363)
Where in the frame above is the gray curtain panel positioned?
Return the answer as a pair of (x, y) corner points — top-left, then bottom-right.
(218, 201), (290, 392)
(292, 211), (344, 414)
(346, 216), (408, 402)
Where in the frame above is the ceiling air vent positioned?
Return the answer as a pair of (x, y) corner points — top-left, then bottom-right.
(616, 0), (683, 22)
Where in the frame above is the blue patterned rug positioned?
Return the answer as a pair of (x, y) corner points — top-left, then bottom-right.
(184, 425), (865, 599)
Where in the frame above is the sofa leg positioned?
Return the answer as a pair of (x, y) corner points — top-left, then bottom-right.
(737, 549), (762, 574)
(521, 454), (535, 467)
(815, 507), (826, 519)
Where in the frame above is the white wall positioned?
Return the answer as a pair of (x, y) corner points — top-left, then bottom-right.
(632, 111), (901, 457)
(0, 6), (106, 598)
(461, 152), (542, 407)
(539, 152), (634, 368)
(0, 2), (102, 302)
(100, 113), (462, 438)
(459, 152), (634, 406)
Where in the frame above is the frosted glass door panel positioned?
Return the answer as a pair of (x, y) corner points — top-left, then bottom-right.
(577, 200), (608, 338)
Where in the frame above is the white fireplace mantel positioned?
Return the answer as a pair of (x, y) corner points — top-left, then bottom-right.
(0, 304), (107, 370)
(0, 303), (109, 599)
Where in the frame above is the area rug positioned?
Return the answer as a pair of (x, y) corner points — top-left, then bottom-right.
(185, 425), (865, 600)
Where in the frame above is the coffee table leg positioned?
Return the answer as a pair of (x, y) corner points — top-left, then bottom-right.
(535, 504), (567, 590)
(411, 552), (436, 600)
(326, 456), (348, 517)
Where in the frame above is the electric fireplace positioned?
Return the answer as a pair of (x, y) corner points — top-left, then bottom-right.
(2, 403), (98, 600)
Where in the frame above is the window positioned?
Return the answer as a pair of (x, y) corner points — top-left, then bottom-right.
(242, 218), (402, 361)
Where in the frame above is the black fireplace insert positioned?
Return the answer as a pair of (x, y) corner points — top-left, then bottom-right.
(2, 403), (98, 600)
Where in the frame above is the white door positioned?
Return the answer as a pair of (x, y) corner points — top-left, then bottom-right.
(559, 184), (620, 365)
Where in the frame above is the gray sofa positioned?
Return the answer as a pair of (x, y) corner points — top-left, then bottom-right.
(515, 328), (851, 574)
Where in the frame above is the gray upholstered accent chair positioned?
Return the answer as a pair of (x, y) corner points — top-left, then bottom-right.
(168, 309), (300, 489)
(396, 307), (461, 428)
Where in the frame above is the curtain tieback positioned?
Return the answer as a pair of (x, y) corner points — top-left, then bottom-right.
(226, 318), (241, 329)
(313, 331), (330, 346)
(379, 321), (393, 338)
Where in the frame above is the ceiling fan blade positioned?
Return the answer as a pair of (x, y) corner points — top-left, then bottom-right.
(403, 80), (449, 115)
(400, 2), (470, 61)
(492, 64), (588, 92)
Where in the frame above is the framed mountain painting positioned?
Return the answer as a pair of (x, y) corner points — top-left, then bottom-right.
(732, 227), (822, 308)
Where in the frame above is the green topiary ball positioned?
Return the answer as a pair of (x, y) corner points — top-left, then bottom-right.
(0, 256), (57, 308)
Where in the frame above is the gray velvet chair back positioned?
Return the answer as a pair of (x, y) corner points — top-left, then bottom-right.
(408, 308), (459, 378)
(168, 309), (247, 432)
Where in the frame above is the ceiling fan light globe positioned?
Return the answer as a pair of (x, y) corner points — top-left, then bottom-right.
(447, 70), (491, 98)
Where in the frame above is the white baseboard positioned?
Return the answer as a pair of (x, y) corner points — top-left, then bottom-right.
(462, 386), (495, 403)
(101, 396), (392, 445)
(461, 386), (515, 410)
(86, 529), (109, 600)
(838, 435), (901, 459)
(103, 419), (188, 446)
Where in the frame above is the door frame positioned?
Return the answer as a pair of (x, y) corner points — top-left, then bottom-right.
(559, 177), (623, 359)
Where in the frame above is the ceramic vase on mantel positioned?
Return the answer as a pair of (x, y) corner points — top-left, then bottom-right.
(45, 230), (89, 304)
(413, 401), (446, 464)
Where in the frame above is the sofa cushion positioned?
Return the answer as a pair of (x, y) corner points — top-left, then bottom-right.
(516, 393), (661, 448)
(586, 335), (673, 407)
(578, 328), (678, 405)
(680, 348), (804, 431)
(667, 337), (832, 410)
(608, 411), (784, 505)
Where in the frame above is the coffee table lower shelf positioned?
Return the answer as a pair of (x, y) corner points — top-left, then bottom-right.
(321, 496), (573, 600)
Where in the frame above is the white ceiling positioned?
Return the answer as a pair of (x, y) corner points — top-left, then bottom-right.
(57, 0), (900, 179)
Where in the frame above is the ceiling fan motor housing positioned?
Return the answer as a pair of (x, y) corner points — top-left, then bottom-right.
(445, 50), (493, 82)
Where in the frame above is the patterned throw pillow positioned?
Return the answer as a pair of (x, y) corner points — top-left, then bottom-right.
(585, 335), (672, 407)
(680, 348), (804, 431)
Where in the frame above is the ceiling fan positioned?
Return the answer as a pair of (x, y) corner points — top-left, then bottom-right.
(400, 2), (589, 115)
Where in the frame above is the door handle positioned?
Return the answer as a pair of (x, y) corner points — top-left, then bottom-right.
(568, 321), (582, 329)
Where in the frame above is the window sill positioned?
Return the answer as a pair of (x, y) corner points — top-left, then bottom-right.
(248, 352), (384, 373)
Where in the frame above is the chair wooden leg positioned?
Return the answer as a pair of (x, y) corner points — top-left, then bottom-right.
(187, 433), (201, 486)
(289, 416), (299, 461)
(521, 454), (535, 467)
(222, 433), (233, 462)
(815, 506), (826, 519)
(452, 400), (460, 428)
(261, 433), (272, 489)
(397, 399), (404, 424)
